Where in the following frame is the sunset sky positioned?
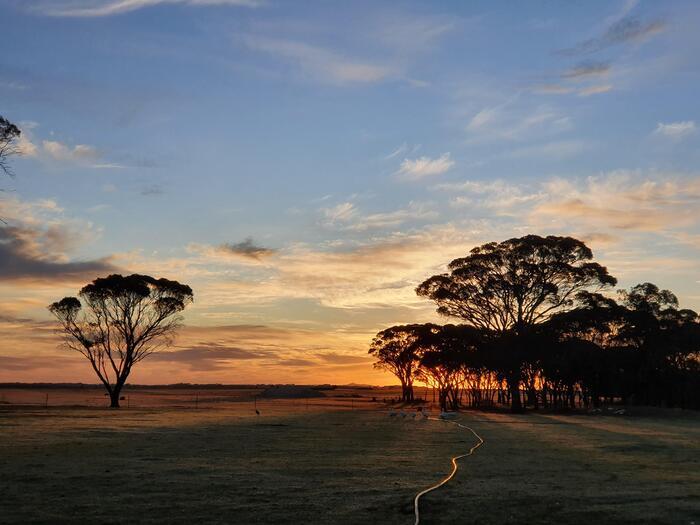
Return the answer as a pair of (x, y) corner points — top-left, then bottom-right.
(1, 0), (699, 385)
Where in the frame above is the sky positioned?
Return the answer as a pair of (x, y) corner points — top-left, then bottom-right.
(1, 0), (699, 385)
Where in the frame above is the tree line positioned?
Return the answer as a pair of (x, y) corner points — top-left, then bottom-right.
(370, 235), (700, 412)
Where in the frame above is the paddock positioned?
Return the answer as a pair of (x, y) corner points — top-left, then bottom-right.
(1, 390), (698, 524)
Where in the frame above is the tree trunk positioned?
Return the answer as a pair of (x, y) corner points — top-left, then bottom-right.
(109, 388), (121, 408)
(109, 379), (126, 409)
(527, 387), (539, 409)
(542, 383), (549, 409)
(509, 379), (523, 413)
(437, 388), (448, 412)
(400, 379), (412, 403)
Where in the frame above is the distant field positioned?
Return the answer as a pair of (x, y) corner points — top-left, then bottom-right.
(1, 390), (698, 524)
(0, 385), (410, 409)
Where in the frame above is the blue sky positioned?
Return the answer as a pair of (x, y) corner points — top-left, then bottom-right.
(1, 0), (699, 383)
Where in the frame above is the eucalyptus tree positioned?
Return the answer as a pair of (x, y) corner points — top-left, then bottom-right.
(369, 324), (439, 402)
(617, 283), (700, 407)
(49, 274), (193, 408)
(543, 291), (627, 407)
(0, 116), (21, 178)
(416, 235), (617, 411)
(415, 324), (483, 411)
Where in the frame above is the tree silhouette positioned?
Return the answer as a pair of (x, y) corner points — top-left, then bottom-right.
(416, 235), (616, 412)
(49, 274), (193, 408)
(0, 116), (21, 178)
(415, 324), (483, 411)
(369, 324), (436, 402)
(368, 236), (698, 412)
(543, 291), (626, 408)
(616, 283), (700, 406)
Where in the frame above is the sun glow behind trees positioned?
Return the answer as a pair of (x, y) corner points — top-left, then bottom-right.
(371, 236), (700, 412)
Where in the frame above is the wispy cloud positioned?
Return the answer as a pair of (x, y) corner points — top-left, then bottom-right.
(466, 103), (571, 142)
(395, 153), (454, 180)
(384, 142), (420, 160)
(435, 179), (544, 214)
(42, 140), (99, 163)
(243, 36), (395, 85)
(321, 201), (437, 232)
(436, 171), (700, 239)
(372, 12), (456, 53)
(30, 0), (263, 18)
(560, 14), (666, 56)
(531, 84), (574, 95)
(578, 84), (613, 96)
(18, 125), (123, 169)
(539, 3), (666, 97)
(321, 202), (358, 225)
(531, 172), (700, 233)
(561, 61), (611, 80)
(532, 62), (613, 97)
(508, 140), (588, 160)
(654, 121), (696, 139)
(533, 83), (612, 97)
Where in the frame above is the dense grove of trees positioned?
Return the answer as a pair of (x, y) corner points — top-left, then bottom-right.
(370, 236), (700, 412)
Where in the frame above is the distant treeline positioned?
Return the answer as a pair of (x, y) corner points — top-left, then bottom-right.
(370, 236), (700, 412)
(0, 383), (338, 391)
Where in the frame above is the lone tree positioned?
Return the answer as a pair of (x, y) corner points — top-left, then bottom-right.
(0, 115), (21, 177)
(416, 235), (616, 412)
(49, 274), (193, 408)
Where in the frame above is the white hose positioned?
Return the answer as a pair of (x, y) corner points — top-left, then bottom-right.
(413, 417), (485, 525)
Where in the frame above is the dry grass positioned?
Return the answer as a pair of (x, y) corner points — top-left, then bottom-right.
(1, 391), (698, 524)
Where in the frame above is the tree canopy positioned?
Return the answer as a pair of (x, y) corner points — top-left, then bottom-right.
(369, 324), (438, 402)
(49, 274), (193, 408)
(415, 235), (616, 411)
(416, 235), (617, 333)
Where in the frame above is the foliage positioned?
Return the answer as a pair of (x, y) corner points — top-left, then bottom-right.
(0, 115), (21, 177)
(369, 324), (438, 402)
(371, 235), (700, 411)
(416, 235), (616, 411)
(48, 274), (193, 407)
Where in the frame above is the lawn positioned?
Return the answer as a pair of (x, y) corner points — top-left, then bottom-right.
(1, 402), (698, 524)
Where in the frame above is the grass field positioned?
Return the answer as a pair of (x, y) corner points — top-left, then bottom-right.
(1, 392), (699, 524)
